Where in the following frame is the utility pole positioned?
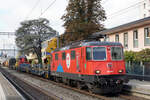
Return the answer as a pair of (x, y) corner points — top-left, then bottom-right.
(57, 32), (59, 48)
(14, 46), (15, 57)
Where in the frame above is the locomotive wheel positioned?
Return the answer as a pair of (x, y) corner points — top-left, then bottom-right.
(53, 76), (57, 82)
(87, 83), (99, 94)
(55, 77), (59, 82)
(88, 87), (99, 94)
(69, 80), (77, 87)
(77, 82), (86, 90)
(77, 82), (82, 90)
(62, 78), (68, 85)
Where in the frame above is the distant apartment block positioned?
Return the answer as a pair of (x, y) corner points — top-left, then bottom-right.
(96, 17), (150, 52)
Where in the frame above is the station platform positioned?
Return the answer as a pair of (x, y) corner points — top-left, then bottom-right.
(0, 72), (23, 100)
(124, 79), (150, 99)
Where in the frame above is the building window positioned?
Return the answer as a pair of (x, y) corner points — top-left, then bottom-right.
(115, 34), (119, 42)
(144, 28), (150, 46)
(104, 35), (109, 41)
(144, 3), (146, 9)
(133, 30), (138, 48)
(62, 52), (66, 60)
(145, 28), (150, 38)
(124, 33), (128, 48)
(71, 50), (76, 60)
(144, 14), (146, 18)
(55, 53), (58, 60)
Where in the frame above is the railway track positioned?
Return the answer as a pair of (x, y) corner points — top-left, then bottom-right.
(41, 78), (149, 100)
(0, 67), (149, 100)
(0, 67), (60, 100)
(17, 72), (148, 100)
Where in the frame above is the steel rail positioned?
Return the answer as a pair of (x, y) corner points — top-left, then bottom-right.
(0, 67), (60, 100)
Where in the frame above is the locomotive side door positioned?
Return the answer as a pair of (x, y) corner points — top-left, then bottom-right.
(80, 47), (86, 74)
(54, 53), (59, 71)
(75, 49), (80, 73)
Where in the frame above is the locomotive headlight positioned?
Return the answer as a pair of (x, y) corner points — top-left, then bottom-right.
(95, 70), (101, 74)
(118, 69), (123, 73)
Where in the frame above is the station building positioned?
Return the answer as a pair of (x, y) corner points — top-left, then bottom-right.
(95, 16), (150, 52)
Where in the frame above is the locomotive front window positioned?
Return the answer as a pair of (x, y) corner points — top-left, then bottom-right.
(93, 47), (106, 60)
(86, 47), (92, 60)
(111, 47), (123, 60)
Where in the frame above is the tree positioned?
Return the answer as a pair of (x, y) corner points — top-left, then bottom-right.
(15, 18), (57, 64)
(61, 0), (106, 45)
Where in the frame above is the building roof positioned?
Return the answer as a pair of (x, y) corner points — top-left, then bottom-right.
(94, 16), (150, 35)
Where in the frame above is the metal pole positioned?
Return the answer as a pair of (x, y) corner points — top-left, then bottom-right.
(129, 61), (131, 74)
(142, 62), (145, 81)
(14, 46), (15, 57)
(140, 61), (144, 81)
(57, 32), (59, 48)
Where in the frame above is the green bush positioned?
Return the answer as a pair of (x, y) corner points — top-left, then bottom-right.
(124, 49), (150, 62)
(136, 49), (150, 62)
(124, 51), (136, 62)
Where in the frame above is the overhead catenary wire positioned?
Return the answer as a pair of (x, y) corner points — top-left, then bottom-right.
(25, 0), (41, 20)
(107, 0), (145, 18)
(39, 0), (57, 18)
(12, 0), (41, 32)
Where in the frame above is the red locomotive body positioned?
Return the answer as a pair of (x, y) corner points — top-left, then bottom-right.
(51, 41), (127, 93)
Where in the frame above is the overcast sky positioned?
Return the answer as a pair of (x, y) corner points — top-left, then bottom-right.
(0, 0), (143, 34)
(0, 0), (144, 57)
(0, 0), (68, 34)
(103, 0), (142, 28)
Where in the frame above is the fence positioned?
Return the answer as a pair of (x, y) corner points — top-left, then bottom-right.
(126, 61), (150, 81)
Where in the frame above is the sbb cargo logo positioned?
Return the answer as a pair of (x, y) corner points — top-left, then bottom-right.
(66, 53), (70, 69)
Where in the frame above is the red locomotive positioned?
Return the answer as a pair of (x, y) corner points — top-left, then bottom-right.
(51, 41), (128, 93)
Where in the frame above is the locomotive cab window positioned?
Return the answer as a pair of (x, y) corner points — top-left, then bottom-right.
(93, 47), (106, 60)
(55, 53), (58, 60)
(62, 52), (66, 60)
(111, 47), (123, 60)
(86, 47), (92, 60)
(71, 50), (76, 60)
